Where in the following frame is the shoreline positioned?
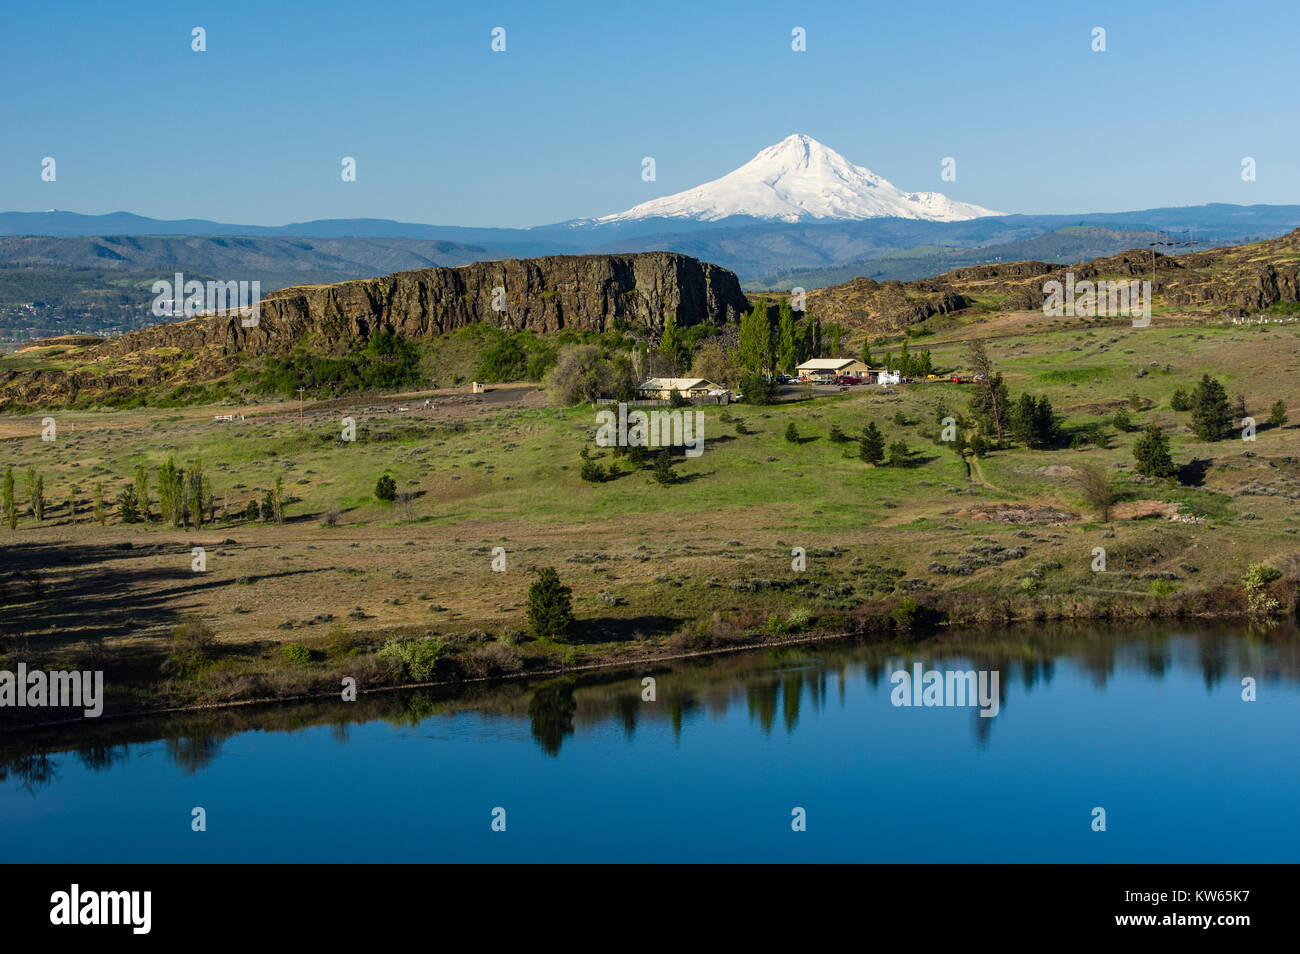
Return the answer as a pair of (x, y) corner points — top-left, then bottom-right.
(0, 604), (1278, 735)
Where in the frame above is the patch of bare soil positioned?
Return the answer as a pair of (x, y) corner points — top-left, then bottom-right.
(947, 504), (1078, 525)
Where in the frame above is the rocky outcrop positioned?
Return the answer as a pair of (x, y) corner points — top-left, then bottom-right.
(0, 252), (749, 405)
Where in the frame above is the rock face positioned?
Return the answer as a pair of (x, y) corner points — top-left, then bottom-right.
(1, 252), (749, 405)
(807, 229), (1300, 333)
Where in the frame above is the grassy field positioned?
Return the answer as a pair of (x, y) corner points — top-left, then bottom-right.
(2, 317), (1299, 720)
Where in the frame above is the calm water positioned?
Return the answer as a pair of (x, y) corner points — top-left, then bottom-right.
(3, 622), (1298, 862)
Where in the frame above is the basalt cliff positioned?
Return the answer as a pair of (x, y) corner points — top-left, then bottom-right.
(1, 252), (749, 406)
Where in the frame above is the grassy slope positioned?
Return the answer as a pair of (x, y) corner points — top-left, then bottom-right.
(1, 321), (1299, 716)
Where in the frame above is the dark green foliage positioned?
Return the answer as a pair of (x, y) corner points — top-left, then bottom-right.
(255, 330), (422, 397)
(1111, 408), (1132, 432)
(375, 472), (397, 502)
(739, 370), (776, 405)
(1009, 393), (1060, 448)
(652, 449), (676, 485)
(1170, 387), (1192, 411)
(1133, 425), (1177, 478)
(887, 439), (910, 466)
(1270, 399), (1288, 427)
(785, 422), (799, 442)
(829, 424), (847, 443)
(580, 458), (606, 483)
(527, 567), (574, 642)
(244, 499), (260, 522)
(860, 421), (885, 462)
(116, 486), (142, 523)
(1189, 375), (1232, 441)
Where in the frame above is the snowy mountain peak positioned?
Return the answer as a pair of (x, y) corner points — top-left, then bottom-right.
(597, 134), (1002, 224)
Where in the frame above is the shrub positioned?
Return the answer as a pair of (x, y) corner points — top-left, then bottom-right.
(1170, 387), (1192, 412)
(580, 458), (606, 483)
(282, 643), (312, 665)
(1270, 400), (1288, 428)
(829, 424), (847, 442)
(887, 439), (910, 466)
(763, 614), (790, 636)
(377, 636), (445, 681)
(1111, 408), (1131, 432)
(375, 472), (397, 501)
(784, 422), (799, 442)
(467, 642), (523, 676)
(786, 608), (813, 631)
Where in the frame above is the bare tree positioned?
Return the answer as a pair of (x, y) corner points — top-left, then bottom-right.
(1074, 461), (1116, 521)
(396, 491), (417, 524)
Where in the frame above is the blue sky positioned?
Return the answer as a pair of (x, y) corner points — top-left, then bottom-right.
(2, 0), (1296, 227)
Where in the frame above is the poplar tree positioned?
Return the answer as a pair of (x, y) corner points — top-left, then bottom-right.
(3, 466), (16, 530)
(134, 464), (150, 522)
(93, 483), (106, 525)
(777, 300), (797, 374)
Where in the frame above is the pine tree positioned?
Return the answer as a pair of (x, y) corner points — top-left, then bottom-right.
(1189, 374), (1231, 441)
(966, 339), (1007, 441)
(1133, 425), (1177, 478)
(1270, 400), (1288, 428)
(860, 421), (885, 463)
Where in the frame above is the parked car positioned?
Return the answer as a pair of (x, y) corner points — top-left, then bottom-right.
(776, 374), (793, 384)
(835, 375), (862, 385)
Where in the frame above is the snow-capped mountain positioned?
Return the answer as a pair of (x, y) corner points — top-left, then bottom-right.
(595, 134), (1002, 224)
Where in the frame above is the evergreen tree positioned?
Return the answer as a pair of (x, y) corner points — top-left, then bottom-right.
(861, 340), (873, 367)
(651, 449), (676, 485)
(966, 339), (1007, 441)
(1133, 425), (1177, 478)
(527, 567), (574, 642)
(860, 421), (885, 463)
(33, 475), (45, 521)
(1170, 387), (1192, 412)
(24, 465), (37, 517)
(887, 439), (910, 466)
(1270, 399), (1288, 428)
(812, 316), (822, 358)
(3, 466), (16, 530)
(1009, 393), (1037, 445)
(1033, 395), (1059, 447)
(117, 486), (141, 523)
(1189, 374), (1231, 441)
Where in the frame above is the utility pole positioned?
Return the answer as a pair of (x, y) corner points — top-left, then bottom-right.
(297, 387), (305, 434)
